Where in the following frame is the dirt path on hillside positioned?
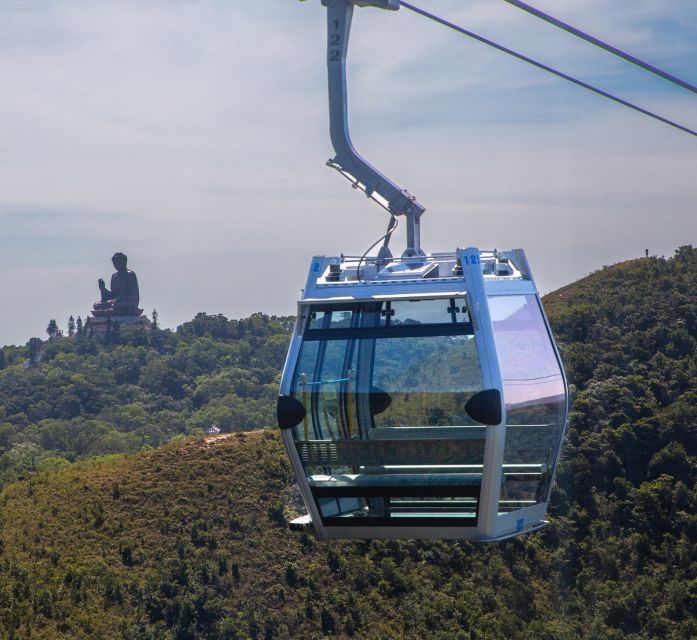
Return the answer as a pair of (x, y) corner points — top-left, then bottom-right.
(203, 430), (266, 447)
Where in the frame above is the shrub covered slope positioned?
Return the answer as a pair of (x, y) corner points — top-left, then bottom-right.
(1, 248), (696, 639)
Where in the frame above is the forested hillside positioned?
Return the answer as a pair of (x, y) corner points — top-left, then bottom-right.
(0, 313), (293, 489)
(0, 247), (696, 639)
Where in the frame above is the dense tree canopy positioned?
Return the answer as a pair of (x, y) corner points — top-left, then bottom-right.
(0, 247), (696, 638)
(0, 312), (293, 487)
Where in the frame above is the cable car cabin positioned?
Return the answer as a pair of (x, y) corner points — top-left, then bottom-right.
(277, 247), (568, 540)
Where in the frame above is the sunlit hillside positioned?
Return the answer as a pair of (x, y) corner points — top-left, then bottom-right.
(1, 247), (696, 639)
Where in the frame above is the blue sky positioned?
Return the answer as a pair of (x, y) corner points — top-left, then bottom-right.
(0, 0), (696, 346)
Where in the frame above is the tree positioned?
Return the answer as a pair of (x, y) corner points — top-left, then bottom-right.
(5, 442), (44, 474)
(67, 316), (76, 337)
(26, 337), (43, 365)
(152, 309), (159, 330)
(46, 319), (60, 338)
(0, 348), (5, 370)
(76, 316), (84, 336)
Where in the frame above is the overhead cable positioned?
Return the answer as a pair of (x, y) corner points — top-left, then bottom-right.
(502, 0), (697, 95)
(400, 2), (697, 138)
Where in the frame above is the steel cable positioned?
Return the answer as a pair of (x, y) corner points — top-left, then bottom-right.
(400, 1), (697, 138)
(501, 0), (697, 95)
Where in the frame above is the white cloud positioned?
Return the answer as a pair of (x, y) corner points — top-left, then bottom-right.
(0, 0), (695, 344)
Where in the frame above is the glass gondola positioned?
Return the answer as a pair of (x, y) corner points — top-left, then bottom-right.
(276, 0), (568, 540)
(277, 249), (568, 540)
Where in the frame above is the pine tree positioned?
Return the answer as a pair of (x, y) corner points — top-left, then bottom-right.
(67, 315), (76, 338)
(46, 319), (59, 338)
(0, 348), (5, 370)
(76, 316), (83, 336)
(152, 309), (159, 330)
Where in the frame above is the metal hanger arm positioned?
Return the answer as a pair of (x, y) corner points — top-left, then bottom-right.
(323, 0), (426, 257)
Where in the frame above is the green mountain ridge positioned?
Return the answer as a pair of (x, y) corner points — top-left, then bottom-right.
(1, 248), (697, 639)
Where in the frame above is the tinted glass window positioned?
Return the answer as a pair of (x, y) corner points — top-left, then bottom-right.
(490, 295), (567, 514)
(291, 298), (486, 526)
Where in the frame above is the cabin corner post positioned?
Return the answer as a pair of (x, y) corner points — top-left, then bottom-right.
(458, 247), (506, 537)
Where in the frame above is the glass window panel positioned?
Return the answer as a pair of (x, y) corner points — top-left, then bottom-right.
(371, 335), (483, 429)
(308, 311), (329, 330)
(490, 295), (567, 514)
(291, 299), (486, 526)
(384, 299), (470, 326)
(305, 299), (471, 332)
(317, 494), (480, 523)
(308, 308), (357, 330)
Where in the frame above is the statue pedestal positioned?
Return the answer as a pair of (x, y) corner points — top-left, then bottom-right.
(92, 307), (143, 318)
(86, 314), (152, 336)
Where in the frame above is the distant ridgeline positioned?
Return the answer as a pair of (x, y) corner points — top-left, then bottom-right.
(0, 247), (696, 638)
(0, 312), (294, 488)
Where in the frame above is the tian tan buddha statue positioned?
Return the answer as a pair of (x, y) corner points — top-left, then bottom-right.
(93, 252), (142, 316)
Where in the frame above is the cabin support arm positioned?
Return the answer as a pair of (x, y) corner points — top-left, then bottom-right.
(322, 0), (426, 257)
